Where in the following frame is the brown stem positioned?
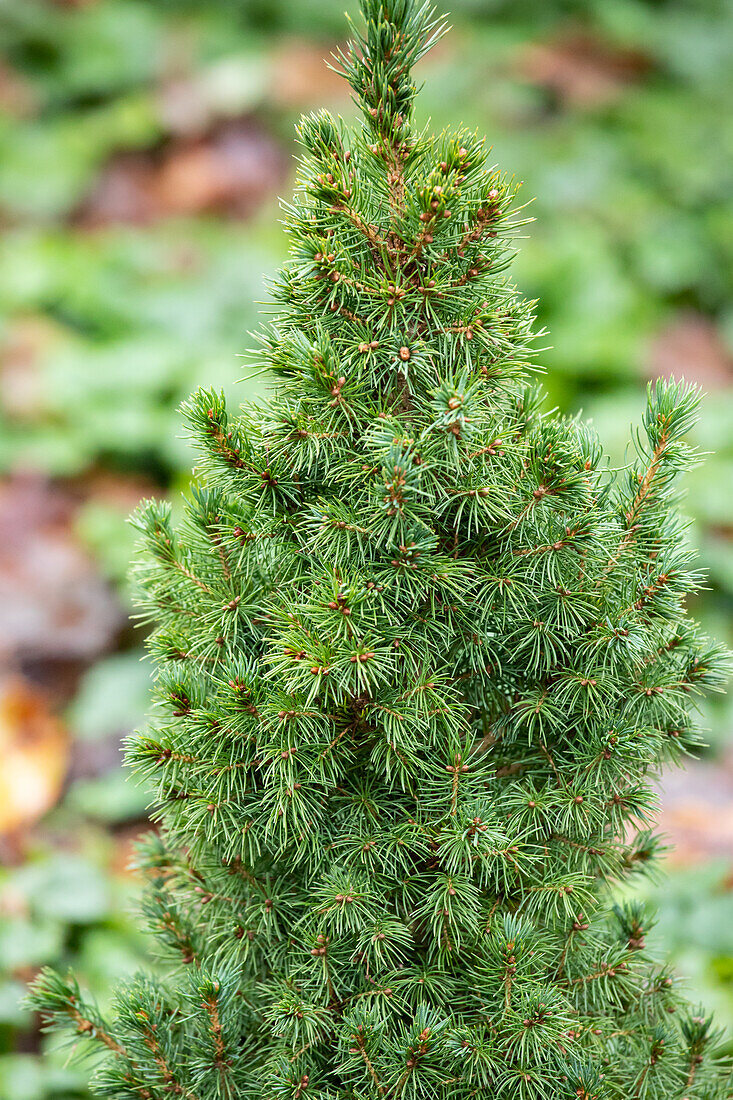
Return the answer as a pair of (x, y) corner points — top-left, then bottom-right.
(69, 1007), (126, 1057)
(209, 531), (231, 580)
(539, 740), (565, 789)
(172, 558), (216, 596)
(202, 990), (230, 1085)
(603, 427), (671, 579)
(332, 203), (389, 262)
(354, 1032), (385, 1095)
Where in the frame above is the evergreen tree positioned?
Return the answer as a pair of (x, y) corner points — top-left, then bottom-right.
(29, 2), (732, 1097)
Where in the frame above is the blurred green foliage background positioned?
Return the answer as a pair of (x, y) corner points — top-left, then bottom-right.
(0, 1), (731, 1095)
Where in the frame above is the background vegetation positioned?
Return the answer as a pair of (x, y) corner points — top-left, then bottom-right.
(0, 1), (731, 1095)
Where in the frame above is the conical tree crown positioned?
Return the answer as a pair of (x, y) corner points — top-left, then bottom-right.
(30, 3), (731, 1099)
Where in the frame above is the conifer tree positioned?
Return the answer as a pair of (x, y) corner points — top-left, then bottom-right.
(29, 2), (732, 1097)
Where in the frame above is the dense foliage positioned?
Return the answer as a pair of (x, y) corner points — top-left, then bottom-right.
(28, 2), (732, 1098)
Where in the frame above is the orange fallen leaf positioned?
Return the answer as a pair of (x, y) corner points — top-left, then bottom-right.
(0, 679), (69, 838)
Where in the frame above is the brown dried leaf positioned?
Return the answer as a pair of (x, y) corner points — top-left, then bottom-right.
(519, 31), (651, 108)
(0, 63), (36, 118)
(269, 40), (352, 110)
(0, 315), (66, 420)
(0, 475), (123, 670)
(155, 122), (287, 217)
(79, 120), (288, 225)
(647, 312), (733, 389)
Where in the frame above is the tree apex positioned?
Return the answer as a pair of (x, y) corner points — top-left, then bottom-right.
(332, 0), (449, 140)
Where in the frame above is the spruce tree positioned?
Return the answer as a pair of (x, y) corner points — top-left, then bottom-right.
(29, 2), (732, 1097)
